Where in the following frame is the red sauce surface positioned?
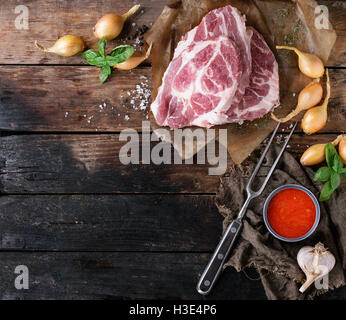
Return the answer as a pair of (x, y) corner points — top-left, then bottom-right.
(267, 188), (316, 239)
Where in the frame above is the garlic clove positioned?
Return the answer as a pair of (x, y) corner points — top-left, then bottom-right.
(297, 243), (335, 293)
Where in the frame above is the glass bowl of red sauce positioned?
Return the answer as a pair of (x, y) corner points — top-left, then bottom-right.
(263, 184), (320, 242)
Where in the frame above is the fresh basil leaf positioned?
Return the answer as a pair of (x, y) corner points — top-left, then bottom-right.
(98, 38), (107, 57)
(82, 49), (101, 62)
(314, 166), (332, 182)
(332, 153), (344, 173)
(330, 171), (341, 190)
(319, 180), (334, 202)
(325, 143), (338, 168)
(105, 55), (120, 66)
(110, 45), (134, 64)
(340, 167), (346, 178)
(99, 65), (111, 83)
(90, 56), (108, 67)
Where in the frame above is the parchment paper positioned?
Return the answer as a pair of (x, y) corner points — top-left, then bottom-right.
(145, 0), (336, 164)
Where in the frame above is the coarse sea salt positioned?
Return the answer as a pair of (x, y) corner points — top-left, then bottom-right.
(120, 76), (152, 117)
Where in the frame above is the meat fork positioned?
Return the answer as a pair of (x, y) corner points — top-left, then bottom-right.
(197, 122), (297, 295)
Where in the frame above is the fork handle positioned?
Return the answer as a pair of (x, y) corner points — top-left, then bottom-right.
(197, 219), (242, 295)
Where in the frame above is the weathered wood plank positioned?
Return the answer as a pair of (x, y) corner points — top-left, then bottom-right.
(323, 0), (346, 67)
(0, 133), (340, 194)
(0, 1), (344, 66)
(0, 66), (345, 132)
(0, 0), (161, 65)
(1, 252), (345, 300)
(0, 252), (268, 300)
(0, 195), (221, 251)
(0, 134), (220, 193)
(0, 66), (152, 132)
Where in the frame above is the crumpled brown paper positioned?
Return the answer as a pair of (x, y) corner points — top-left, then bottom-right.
(145, 0), (336, 164)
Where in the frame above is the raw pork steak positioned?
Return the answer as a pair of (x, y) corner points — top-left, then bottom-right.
(151, 36), (242, 128)
(150, 5), (279, 129)
(227, 28), (279, 121)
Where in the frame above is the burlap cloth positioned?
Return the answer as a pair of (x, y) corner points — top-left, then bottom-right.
(216, 146), (345, 300)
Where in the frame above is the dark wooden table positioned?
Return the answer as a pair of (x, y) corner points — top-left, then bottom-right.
(0, 0), (345, 300)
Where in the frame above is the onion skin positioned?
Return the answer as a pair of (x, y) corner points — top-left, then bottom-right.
(114, 43), (152, 70)
(339, 137), (346, 164)
(271, 81), (322, 123)
(301, 106), (327, 135)
(35, 35), (84, 57)
(301, 69), (330, 135)
(94, 14), (124, 40)
(298, 53), (325, 79)
(94, 5), (140, 40)
(276, 45), (324, 78)
(300, 135), (343, 166)
(300, 144), (327, 166)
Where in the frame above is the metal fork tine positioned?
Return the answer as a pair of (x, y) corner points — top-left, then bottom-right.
(246, 122), (281, 192)
(256, 121), (297, 195)
(197, 121), (297, 295)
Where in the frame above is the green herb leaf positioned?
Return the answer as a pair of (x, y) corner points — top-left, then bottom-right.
(88, 56), (108, 67)
(99, 65), (111, 83)
(98, 38), (107, 57)
(332, 153), (344, 173)
(330, 171), (341, 190)
(105, 55), (121, 66)
(325, 143), (338, 168)
(314, 166), (332, 182)
(319, 180), (334, 202)
(340, 167), (346, 179)
(110, 45), (134, 64)
(82, 49), (101, 61)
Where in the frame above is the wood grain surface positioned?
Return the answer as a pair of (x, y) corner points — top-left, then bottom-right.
(0, 66), (345, 132)
(0, 195), (221, 251)
(0, 133), (342, 194)
(0, 0), (345, 300)
(0, 0), (344, 66)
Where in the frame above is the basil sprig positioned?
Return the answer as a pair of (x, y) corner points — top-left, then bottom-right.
(314, 143), (346, 201)
(82, 38), (134, 83)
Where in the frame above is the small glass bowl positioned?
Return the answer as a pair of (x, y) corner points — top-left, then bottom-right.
(263, 184), (320, 242)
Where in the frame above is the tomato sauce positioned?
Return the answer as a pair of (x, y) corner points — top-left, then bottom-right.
(267, 188), (316, 239)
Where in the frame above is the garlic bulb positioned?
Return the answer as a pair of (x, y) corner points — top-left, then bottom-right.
(297, 243), (335, 293)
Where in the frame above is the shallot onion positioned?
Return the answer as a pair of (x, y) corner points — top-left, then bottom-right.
(301, 69), (330, 135)
(35, 35), (84, 57)
(300, 134), (343, 166)
(114, 43), (152, 70)
(339, 137), (346, 164)
(271, 81), (323, 123)
(276, 45), (325, 78)
(94, 5), (140, 40)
